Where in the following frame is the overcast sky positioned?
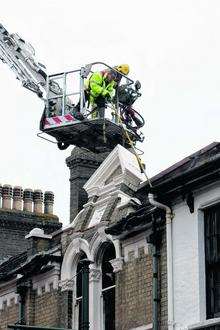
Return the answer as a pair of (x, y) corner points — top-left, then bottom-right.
(0, 0), (220, 225)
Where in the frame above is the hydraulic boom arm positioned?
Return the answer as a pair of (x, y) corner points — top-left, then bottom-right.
(0, 23), (47, 97)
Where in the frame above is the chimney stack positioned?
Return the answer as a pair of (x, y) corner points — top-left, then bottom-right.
(44, 191), (54, 214)
(23, 189), (33, 212)
(13, 186), (23, 211)
(2, 184), (13, 209)
(66, 147), (109, 222)
(33, 190), (43, 213)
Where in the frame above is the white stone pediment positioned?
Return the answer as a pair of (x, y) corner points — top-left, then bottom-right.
(84, 145), (145, 197)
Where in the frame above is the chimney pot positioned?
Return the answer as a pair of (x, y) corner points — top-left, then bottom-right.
(23, 188), (33, 212)
(13, 186), (23, 211)
(44, 191), (54, 214)
(33, 189), (43, 213)
(2, 184), (13, 209)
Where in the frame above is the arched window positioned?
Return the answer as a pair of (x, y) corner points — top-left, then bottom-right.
(101, 243), (116, 330)
(76, 251), (87, 330)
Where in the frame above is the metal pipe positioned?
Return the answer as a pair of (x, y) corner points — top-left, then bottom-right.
(18, 294), (26, 325)
(62, 73), (66, 116)
(80, 69), (85, 116)
(152, 244), (159, 330)
(148, 193), (174, 330)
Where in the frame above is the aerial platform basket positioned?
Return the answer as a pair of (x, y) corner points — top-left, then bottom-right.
(39, 62), (142, 152)
(41, 116), (137, 153)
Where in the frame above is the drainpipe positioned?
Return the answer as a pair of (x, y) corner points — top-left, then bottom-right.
(16, 282), (28, 325)
(152, 242), (159, 330)
(148, 193), (174, 330)
(18, 294), (26, 325)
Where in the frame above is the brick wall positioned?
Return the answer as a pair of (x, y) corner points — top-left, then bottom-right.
(0, 301), (19, 330)
(59, 290), (73, 329)
(0, 289), (61, 330)
(0, 211), (61, 260)
(115, 250), (153, 330)
(33, 290), (60, 327)
(159, 229), (168, 330)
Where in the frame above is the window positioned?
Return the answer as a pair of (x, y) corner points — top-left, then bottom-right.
(101, 244), (116, 330)
(41, 285), (45, 294)
(10, 297), (15, 306)
(205, 204), (220, 318)
(2, 300), (7, 310)
(76, 252), (87, 330)
(49, 282), (54, 292)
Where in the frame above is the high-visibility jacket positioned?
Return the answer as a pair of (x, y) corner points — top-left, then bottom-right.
(85, 71), (116, 104)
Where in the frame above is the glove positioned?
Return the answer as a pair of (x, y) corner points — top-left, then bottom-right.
(102, 88), (110, 97)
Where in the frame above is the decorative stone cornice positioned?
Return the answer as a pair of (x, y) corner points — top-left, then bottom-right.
(110, 257), (124, 273)
(59, 278), (75, 291)
(89, 267), (101, 282)
(84, 145), (145, 199)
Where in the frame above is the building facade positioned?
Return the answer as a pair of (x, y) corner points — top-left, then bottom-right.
(0, 142), (220, 330)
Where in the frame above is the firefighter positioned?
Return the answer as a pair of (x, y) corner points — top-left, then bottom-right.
(85, 64), (130, 118)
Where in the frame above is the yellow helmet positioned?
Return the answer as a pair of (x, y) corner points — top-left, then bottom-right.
(115, 64), (130, 75)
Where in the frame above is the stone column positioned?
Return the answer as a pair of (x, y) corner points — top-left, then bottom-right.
(2, 184), (13, 209)
(89, 265), (102, 330)
(13, 186), (23, 211)
(44, 191), (54, 214)
(33, 189), (43, 213)
(23, 189), (33, 212)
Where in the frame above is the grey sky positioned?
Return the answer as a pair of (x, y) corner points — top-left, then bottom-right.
(0, 0), (219, 224)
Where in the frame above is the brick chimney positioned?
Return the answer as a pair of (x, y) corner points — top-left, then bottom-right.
(66, 147), (109, 223)
(0, 184), (61, 260)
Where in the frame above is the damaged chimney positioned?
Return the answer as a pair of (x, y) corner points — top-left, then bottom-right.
(66, 147), (109, 222)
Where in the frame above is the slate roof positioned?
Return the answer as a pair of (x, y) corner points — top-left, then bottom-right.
(0, 248), (61, 282)
(139, 142), (220, 197)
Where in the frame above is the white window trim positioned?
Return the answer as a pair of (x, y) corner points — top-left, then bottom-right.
(188, 317), (220, 329)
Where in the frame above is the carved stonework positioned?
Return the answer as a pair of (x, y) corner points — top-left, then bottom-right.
(110, 257), (124, 273)
(89, 268), (101, 282)
(59, 278), (75, 291)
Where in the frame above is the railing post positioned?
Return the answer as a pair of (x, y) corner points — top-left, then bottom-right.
(80, 67), (86, 116)
(62, 73), (67, 115)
